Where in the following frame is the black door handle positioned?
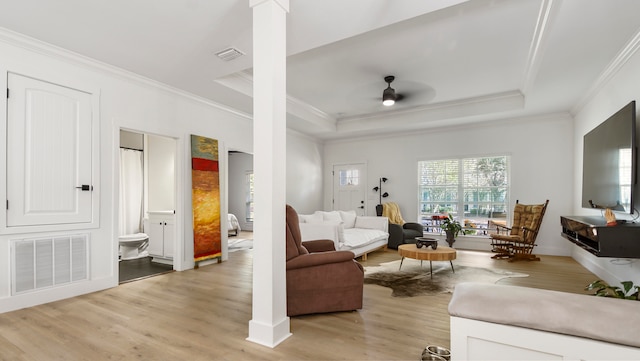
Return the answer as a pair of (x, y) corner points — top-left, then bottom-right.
(75, 185), (93, 191)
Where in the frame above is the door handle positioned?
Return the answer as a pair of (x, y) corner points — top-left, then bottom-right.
(75, 185), (93, 191)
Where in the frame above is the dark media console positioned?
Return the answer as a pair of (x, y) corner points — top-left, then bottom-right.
(560, 216), (640, 258)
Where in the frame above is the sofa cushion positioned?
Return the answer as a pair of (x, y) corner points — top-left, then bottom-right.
(339, 210), (357, 229)
(354, 216), (388, 231)
(342, 228), (388, 248)
(315, 220), (345, 245)
(449, 282), (640, 349)
(315, 211), (342, 223)
(299, 212), (323, 224)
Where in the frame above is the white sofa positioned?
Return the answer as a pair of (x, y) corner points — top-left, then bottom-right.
(298, 210), (389, 260)
(448, 282), (640, 361)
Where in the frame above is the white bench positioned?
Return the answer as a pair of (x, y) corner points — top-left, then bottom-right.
(448, 282), (640, 360)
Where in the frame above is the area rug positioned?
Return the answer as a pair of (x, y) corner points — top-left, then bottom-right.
(364, 259), (528, 297)
(228, 238), (253, 252)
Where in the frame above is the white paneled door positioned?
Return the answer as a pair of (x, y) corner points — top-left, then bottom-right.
(7, 73), (95, 227)
(332, 163), (366, 215)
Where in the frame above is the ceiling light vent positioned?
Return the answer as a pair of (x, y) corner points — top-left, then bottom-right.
(215, 47), (245, 62)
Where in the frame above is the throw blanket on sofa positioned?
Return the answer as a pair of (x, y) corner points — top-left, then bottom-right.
(382, 202), (405, 225)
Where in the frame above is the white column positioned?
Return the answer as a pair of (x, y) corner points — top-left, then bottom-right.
(246, 0), (291, 348)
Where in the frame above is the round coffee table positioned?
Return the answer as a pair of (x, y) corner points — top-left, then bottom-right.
(397, 243), (456, 279)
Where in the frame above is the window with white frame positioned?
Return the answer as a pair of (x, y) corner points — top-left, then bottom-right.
(338, 168), (360, 186)
(418, 156), (510, 236)
(619, 148), (632, 211)
(246, 172), (254, 222)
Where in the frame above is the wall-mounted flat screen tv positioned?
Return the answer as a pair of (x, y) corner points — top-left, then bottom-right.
(582, 100), (637, 214)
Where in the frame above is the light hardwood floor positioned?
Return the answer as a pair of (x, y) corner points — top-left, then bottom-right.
(0, 247), (597, 361)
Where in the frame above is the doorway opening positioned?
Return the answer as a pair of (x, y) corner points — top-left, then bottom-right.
(228, 150), (254, 252)
(118, 130), (177, 283)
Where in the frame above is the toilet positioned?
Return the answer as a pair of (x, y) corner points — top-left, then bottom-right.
(119, 219), (149, 260)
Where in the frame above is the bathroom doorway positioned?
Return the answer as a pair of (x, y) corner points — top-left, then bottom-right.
(227, 151), (254, 252)
(119, 130), (177, 283)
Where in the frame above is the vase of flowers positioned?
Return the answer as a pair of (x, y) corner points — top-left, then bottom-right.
(441, 214), (462, 247)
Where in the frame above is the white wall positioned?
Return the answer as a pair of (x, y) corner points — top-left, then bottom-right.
(286, 130), (324, 214)
(323, 114), (575, 256)
(571, 44), (640, 285)
(146, 134), (176, 213)
(0, 30), (323, 312)
(226, 130), (324, 231)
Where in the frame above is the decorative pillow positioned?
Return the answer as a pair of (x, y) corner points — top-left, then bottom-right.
(339, 210), (357, 229)
(315, 211), (342, 223)
(300, 212), (323, 224)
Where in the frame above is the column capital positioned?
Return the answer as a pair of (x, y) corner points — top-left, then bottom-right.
(249, 0), (289, 12)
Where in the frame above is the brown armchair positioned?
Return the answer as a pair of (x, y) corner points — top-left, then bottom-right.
(490, 200), (549, 261)
(286, 204), (364, 316)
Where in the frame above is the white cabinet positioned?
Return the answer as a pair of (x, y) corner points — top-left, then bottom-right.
(147, 212), (175, 262)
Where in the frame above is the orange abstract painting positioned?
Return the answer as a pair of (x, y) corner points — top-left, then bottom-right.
(191, 135), (221, 261)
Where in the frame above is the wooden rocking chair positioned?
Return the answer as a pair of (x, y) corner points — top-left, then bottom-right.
(490, 200), (549, 261)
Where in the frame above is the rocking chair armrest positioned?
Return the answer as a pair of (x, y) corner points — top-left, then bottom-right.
(494, 224), (512, 234)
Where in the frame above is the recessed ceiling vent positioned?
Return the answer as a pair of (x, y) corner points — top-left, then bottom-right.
(215, 47), (245, 61)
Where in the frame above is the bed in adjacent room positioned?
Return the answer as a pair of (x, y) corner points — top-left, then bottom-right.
(228, 213), (241, 236)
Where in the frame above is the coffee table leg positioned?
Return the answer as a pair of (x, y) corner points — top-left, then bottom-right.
(399, 257), (405, 270)
(429, 260), (433, 280)
(450, 260), (455, 273)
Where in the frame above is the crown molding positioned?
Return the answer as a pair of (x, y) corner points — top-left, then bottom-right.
(336, 90), (524, 134)
(325, 111), (572, 144)
(0, 27), (252, 121)
(521, 0), (560, 95)
(571, 28), (640, 115)
(215, 72), (336, 131)
(286, 96), (336, 132)
(215, 71), (255, 96)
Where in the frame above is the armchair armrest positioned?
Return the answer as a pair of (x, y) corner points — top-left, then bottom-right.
(387, 223), (404, 249)
(286, 251), (356, 270)
(302, 239), (335, 253)
(354, 216), (388, 232)
(403, 222), (424, 233)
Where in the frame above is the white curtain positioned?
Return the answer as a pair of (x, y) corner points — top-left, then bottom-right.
(119, 148), (144, 236)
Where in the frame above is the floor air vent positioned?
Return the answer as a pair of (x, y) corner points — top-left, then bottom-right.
(12, 234), (89, 295)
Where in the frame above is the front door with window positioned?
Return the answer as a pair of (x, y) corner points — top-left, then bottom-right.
(333, 163), (366, 215)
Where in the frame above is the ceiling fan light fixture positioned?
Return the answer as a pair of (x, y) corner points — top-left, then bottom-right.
(382, 87), (396, 106)
(382, 75), (397, 106)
